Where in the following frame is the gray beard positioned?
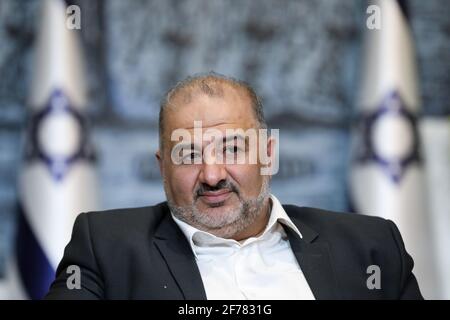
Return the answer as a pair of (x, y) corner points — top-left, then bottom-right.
(166, 178), (270, 239)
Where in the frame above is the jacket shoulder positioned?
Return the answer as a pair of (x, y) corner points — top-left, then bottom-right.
(285, 205), (388, 224)
(80, 202), (169, 241)
(283, 205), (393, 241)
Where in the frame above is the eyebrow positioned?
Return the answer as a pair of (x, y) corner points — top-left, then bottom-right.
(173, 142), (200, 151)
(223, 134), (246, 144)
(172, 134), (247, 150)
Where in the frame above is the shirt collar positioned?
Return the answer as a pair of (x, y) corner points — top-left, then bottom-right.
(171, 194), (303, 258)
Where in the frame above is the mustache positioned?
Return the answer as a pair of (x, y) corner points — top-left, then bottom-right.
(195, 180), (239, 198)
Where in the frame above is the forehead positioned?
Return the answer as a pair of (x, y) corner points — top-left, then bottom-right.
(165, 83), (256, 131)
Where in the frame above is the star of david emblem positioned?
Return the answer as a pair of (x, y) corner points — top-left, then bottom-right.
(24, 89), (96, 182)
(354, 90), (421, 184)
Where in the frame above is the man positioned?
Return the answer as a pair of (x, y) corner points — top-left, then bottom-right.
(45, 73), (423, 299)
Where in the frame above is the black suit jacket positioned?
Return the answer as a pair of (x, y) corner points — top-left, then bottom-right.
(45, 202), (423, 299)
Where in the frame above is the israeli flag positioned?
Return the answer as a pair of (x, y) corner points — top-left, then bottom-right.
(351, 0), (439, 298)
(7, 0), (99, 299)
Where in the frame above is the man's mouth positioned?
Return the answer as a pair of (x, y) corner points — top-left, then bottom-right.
(199, 189), (232, 205)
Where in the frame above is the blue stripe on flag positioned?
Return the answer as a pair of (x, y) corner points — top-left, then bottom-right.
(397, 0), (410, 21)
(16, 203), (55, 300)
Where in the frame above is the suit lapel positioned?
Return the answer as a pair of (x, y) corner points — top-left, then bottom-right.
(153, 209), (207, 300)
(151, 203), (339, 300)
(283, 207), (339, 300)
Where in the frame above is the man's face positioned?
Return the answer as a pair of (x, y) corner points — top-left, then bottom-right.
(156, 84), (273, 239)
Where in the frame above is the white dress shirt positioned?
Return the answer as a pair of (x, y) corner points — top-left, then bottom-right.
(171, 194), (316, 300)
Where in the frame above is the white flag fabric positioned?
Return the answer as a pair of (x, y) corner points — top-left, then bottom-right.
(8, 0), (99, 299)
(420, 118), (450, 299)
(350, 0), (439, 299)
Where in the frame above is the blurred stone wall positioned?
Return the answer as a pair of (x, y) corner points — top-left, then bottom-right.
(0, 0), (448, 277)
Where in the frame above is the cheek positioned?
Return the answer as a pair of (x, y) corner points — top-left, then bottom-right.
(227, 164), (263, 197)
(166, 166), (199, 203)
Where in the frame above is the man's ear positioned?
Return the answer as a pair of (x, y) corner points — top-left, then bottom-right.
(261, 134), (278, 176)
(155, 149), (163, 176)
(267, 136), (275, 159)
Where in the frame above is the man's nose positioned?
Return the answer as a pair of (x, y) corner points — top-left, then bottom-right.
(199, 162), (227, 187)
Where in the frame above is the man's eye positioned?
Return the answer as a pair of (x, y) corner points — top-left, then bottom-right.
(224, 145), (241, 154)
(182, 151), (201, 163)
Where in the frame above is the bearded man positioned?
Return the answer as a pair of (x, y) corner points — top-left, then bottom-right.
(45, 73), (423, 300)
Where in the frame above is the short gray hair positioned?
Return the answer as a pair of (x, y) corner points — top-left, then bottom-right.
(158, 72), (267, 150)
